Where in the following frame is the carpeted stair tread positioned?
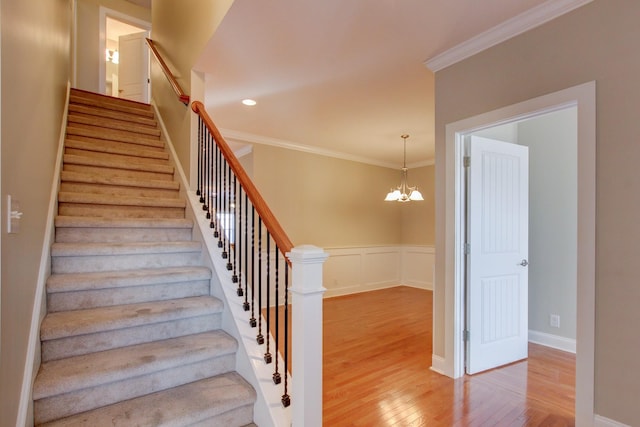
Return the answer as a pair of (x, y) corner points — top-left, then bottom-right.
(51, 240), (200, 257)
(58, 192), (185, 208)
(65, 138), (169, 160)
(68, 103), (157, 127)
(55, 215), (191, 229)
(37, 372), (256, 427)
(47, 266), (211, 293)
(33, 330), (237, 400)
(63, 154), (173, 174)
(68, 113), (161, 137)
(66, 126), (164, 149)
(60, 170), (179, 190)
(40, 296), (223, 341)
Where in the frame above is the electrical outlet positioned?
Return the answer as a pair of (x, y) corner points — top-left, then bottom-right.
(550, 314), (560, 328)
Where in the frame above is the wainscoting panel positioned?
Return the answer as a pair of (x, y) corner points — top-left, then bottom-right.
(323, 246), (434, 298)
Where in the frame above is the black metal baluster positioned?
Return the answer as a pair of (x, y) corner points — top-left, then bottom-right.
(282, 262), (290, 407)
(225, 165), (233, 270)
(215, 147), (222, 242)
(256, 218), (264, 345)
(203, 127), (210, 216)
(243, 192), (250, 311)
(249, 205), (257, 327)
(273, 246), (281, 383)
(197, 118), (203, 202)
(236, 181), (242, 294)
(208, 133), (215, 227)
(264, 232), (272, 364)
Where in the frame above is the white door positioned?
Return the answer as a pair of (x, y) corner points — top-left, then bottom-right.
(118, 31), (149, 102)
(466, 135), (529, 374)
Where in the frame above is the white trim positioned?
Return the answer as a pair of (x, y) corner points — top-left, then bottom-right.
(17, 83), (71, 427)
(442, 82), (596, 424)
(528, 330), (576, 354)
(424, 0), (594, 72)
(222, 128), (434, 169)
(322, 245), (434, 298)
(594, 415), (631, 427)
(430, 354), (447, 375)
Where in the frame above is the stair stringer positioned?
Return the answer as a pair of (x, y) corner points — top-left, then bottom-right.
(152, 102), (292, 427)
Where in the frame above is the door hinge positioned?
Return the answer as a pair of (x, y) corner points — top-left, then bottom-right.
(464, 243), (470, 255)
(463, 156), (471, 168)
(463, 330), (470, 341)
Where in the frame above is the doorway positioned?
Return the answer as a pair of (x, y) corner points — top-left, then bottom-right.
(463, 108), (577, 375)
(99, 8), (151, 102)
(441, 81), (596, 424)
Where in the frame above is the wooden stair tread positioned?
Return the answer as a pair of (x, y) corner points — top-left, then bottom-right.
(66, 127), (164, 149)
(60, 170), (179, 190)
(54, 215), (191, 228)
(68, 103), (157, 127)
(62, 154), (174, 174)
(68, 113), (161, 137)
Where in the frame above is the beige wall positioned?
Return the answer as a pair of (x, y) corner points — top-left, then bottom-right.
(250, 144), (434, 248)
(433, 1), (639, 424)
(0, 0), (71, 425)
(75, 0), (150, 92)
(151, 0), (233, 180)
(400, 165), (434, 245)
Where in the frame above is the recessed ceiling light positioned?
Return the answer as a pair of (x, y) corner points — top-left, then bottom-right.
(242, 99), (257, 106)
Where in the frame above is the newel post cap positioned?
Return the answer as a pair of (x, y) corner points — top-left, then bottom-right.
(286, 245), (329, 264)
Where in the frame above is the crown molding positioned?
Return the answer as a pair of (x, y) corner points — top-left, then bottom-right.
(221, 128), (434, 169)
(424, 0), (593, 72)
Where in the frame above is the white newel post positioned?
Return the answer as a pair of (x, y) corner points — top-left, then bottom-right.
(287, 245), (328, 427)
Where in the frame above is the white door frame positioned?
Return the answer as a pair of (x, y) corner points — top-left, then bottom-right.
(98, 7), (151, 98)
(442, 81), (595, 425)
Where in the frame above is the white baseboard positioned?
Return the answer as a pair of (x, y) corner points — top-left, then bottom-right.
(528, 330), (576, 353)
(594, 415), (631, 427)
(430, 354), (447, 375)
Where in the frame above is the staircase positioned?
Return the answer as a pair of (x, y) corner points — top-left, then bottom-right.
(32, 89), (256, 426)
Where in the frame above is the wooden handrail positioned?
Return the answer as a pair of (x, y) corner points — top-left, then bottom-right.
(145, 38), (190, 106)
(191, 101), (294, 257)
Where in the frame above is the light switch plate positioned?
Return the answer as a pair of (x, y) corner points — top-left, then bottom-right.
(7, 195), (22, 234)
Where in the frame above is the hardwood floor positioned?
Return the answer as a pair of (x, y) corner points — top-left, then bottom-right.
(322, 286), (575, 427)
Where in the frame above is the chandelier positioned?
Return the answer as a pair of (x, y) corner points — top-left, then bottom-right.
(384, 134), (424, 202)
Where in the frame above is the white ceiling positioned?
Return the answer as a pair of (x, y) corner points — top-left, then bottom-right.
(193, 0), (575, 168)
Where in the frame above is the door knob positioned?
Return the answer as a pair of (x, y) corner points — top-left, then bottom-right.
(519, 259), (529, 267)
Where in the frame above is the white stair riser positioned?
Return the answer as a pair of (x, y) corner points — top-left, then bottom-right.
(55, 226), (191, 243)
(42, 314), (221, 362)
(51, 251), (202, 274)
(34, 354), (235, 424)
(47, 280), (210, 312)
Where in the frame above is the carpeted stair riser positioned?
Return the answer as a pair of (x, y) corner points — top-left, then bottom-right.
(59, 181), (180, 199)
(54, 216), (192, 243)
(69, 91), (154, 118)
(67, 126), (162, 149)
(65, 138), (169, 161)
(65, 147), (170, 166)
(64, 135), (166, 155)
(37, 372), (256, 427)
(34, 331), (237, 424)
(40, 296), (222, 361)
(47, 266), (211, 311)
(63, 163), (174, 182)
(57, 191), (185, 219)
(51, 242), (202, 274)
(68, 103), (158, 127)
(67, 113), (161, 138)
(55, 224), (191, 243)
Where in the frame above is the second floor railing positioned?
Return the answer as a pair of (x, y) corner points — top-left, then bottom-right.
(192, 100), (295, 408)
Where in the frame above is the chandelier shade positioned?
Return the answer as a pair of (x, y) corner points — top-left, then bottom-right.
(384, 134), (423, 202)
